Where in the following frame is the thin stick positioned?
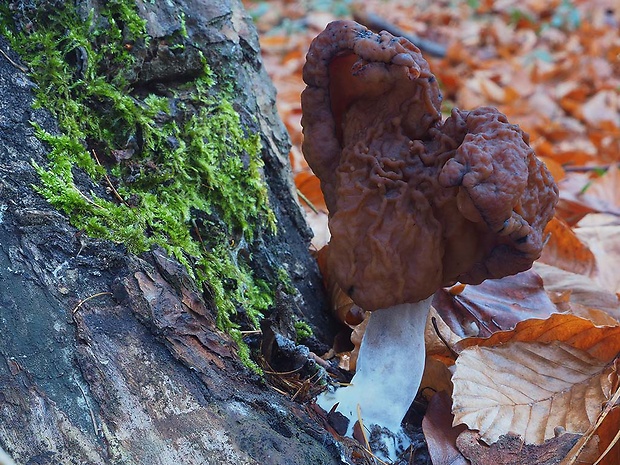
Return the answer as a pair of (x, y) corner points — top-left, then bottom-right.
(559, 385), (620, 465)
(431, 316), (460, 358)
(0, 47), (29, 73)
(92, 150), (129, 206)
(593, 426), (620, 465)
(191, 219), (208, 253)
(356, 404), (371, 453)
(72, 292), (113, 314)
(353, 10), (447, 58)
(76, 187), (105, 210)
(563, 164), (613, 173)
(297, 188), (319, 214)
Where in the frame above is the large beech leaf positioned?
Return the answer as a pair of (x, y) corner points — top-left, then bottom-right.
(433, 270), (558, 338)
(452, 340), (616, 445)
(454, 313), (620, 360)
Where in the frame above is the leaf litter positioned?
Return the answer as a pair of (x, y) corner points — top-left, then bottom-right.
(243, 0), (620, 463)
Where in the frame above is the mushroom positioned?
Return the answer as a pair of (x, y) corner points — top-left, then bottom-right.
(301, 20), (559, 453)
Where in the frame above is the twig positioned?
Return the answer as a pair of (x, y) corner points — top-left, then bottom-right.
(191, 219), (208, 254)
(353, 10), (447, 58)
(239, 330), (262, 336)
(431, 316), (459, 358)
(72, 292), (113, 314)
(297, 188), (319, 214)
(559, 384), (620, 465)
(563, 164), (613, 173)
(92, 149), (129, 206)
(0, 47), (29, 73)
(75, 187), (105, 210)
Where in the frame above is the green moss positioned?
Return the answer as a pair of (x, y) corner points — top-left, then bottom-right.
(294, 321), (313, 343)
(1, 1), (280, 371)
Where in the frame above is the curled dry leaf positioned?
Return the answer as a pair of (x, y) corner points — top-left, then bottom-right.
(433, 270), (558, 339)
(539, 216), (597, 277)
(454, 313), (620, 359)
(422, 391), (468, 465)
(452, 340), (617, 445)
(594, 405), (620, 465)
(456, 429), (597, 465)
(574, 213), (620, 295)
(533, 263), (620, 320)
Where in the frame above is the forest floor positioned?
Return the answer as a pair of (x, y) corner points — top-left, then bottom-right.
(243, 1), (620, 464)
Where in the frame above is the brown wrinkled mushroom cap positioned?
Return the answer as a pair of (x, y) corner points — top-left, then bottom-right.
(301, 21), (559, 311)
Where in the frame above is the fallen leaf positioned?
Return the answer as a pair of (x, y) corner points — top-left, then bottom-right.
(433, 270), (558, 338)
(580, 90), (620, 129)
(295, 170), (326, 211)
(538, 155), (566, 182)
(560, 167), (620, 219)
(455, 313), (620, 360)
(422, 391), (468, 465)
(539, 216), (597, 277)
(456, 429), (588, 465)
(558, 370), (620, 465)
(533, 263), (620, 320)
(552, 300), (619, 327)
(594, 405), (620, 465)
(574, 213), (620, 295)
(452, 340), (616, 445)
(425, 306), (463, 363)
(421, 356), (454, 400)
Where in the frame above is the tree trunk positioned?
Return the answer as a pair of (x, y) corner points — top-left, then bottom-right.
(0, 1), (343, 463)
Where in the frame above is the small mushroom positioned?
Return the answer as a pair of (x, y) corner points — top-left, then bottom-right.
(301, 20), (558, 454)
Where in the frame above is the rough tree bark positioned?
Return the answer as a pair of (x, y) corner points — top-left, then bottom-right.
(0, 0), (345, 463)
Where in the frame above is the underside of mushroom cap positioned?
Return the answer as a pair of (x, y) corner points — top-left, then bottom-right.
(301, 21), (559, 311)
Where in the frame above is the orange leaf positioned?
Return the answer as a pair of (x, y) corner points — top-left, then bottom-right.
(595, 405), (620, 465)
(455, 313), (620, 362)
(294, 170), (326, 210)
(539, 216), (597, 277)
(537, 155), (565, 182)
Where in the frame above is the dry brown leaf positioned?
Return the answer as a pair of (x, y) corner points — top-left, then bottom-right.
(421, 356), (454, 401)
(533, 263), (620, 320)
(538, 155), (566, 182)
(574, 213), (620, 295)
(316, 245), (357, 325)
(452, 340), (616, 445)
(425, 306), (463, 362)
(594, 405), (620, 465)
(422, 391), (468, 465)
(433, 270), (558, 339)
(552, 301), (619, 327)
(454, 313), (620, 360)
(539, 216), (597, 277)
(456, 429), (595, 465)
(559, 370), (620, 465)
(295, 170), (326, 211)
(581, 90), (620, 129)
(560, 168), (620, 220)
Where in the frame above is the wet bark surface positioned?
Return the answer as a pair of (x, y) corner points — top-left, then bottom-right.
(0, 1), (346, 463)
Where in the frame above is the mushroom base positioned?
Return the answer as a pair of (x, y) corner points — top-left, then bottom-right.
(317, 297), (432, 442)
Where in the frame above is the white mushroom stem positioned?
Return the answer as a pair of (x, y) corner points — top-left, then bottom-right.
(318, 296), (433, 436)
